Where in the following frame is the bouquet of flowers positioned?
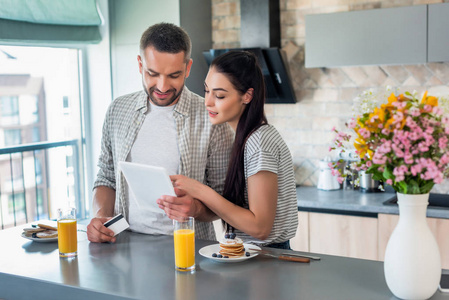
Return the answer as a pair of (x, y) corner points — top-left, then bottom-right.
(331, 89), (449, 194)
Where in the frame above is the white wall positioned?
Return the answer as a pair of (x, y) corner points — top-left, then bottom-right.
(83, 0), (112, 214)
(109, 0), (180, 99)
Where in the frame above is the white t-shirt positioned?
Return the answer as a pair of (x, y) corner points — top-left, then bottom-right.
(126, 102), (180, 235)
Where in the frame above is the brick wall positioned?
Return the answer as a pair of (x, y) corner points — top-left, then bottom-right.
(211, 0), (449, 192)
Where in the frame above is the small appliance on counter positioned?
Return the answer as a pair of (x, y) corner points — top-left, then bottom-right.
(317, 156), (340, 191)
(359, 170), (382, 193)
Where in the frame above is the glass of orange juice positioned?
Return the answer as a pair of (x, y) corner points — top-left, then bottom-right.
(57, 207), (77, 258)
(173, 217), (195, 272)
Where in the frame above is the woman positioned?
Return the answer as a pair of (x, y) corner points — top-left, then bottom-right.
(167, 51), (298, 249)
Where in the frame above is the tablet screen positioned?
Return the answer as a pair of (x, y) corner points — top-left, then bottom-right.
(119, 161), (176, 210)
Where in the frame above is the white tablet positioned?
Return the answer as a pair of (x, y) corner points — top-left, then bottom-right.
(118, 162), (176, 210)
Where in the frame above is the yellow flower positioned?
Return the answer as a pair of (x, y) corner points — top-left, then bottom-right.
(421, 91), (438, 107)
(354, 138), (373, 159)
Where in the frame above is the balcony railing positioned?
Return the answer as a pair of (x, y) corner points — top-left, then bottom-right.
(0, 140), (86, 229)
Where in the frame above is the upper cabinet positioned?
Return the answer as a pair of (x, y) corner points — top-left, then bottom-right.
(305, 4), (449, 68)
(428, 3), (449, 62)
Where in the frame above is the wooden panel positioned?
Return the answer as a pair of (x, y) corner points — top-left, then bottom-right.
(378, 213), (449, 269)
(290, 211), (309, 252)
(309, 212), (378, 260)
(377, 213), (399, 261)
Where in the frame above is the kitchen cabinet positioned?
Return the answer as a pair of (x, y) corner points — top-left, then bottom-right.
(305, 5), (426, 68)
(291, 211), (378, 260)
(378, 213), (449, 269)
(428, 3), (449, 62)
(305, 3), (449, 68)
(290, 211), (309, 252)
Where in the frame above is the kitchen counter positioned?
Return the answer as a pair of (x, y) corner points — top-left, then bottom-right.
(297, 186), (449, 219)
(1, 224), (448, 300)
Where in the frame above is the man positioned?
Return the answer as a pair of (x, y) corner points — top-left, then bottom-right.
(87, 23), (233, 243)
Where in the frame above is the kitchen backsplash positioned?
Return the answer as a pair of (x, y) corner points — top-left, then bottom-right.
(212, 0), (449, 192)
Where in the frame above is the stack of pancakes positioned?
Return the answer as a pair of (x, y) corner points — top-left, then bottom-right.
(219, 237), (245, 257)
(23, 224), (58, 239)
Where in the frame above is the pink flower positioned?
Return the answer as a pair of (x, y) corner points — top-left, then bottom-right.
(438, 136), (448, 149)
(358, 128), (371, 139)
(347, 118), (357, 129)
(330, 90), (449, 193)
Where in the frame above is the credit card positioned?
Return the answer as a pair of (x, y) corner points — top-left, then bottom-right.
(103, 213), (129, 236)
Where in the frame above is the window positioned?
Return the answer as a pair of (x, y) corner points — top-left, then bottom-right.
(0, 45), (86, 226)
(4, 129), (21, 146)
(32, 127), (40, 142)
(0, 96), (20, 125)
(8, 193), (25, 217)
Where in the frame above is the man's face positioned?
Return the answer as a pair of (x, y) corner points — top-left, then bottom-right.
(138, 46), (192, 107)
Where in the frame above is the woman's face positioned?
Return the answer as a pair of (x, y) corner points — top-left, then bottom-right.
(204, 67), (251, 130)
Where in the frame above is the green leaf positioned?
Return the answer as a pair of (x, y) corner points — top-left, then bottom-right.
(397, 181), (407, 194)
(408, 180), (420, 194)
(420, 181), (435, 194)
(383, 167), (394, 180)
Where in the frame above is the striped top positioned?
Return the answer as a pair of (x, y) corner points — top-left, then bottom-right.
(235, 124), (298, 246)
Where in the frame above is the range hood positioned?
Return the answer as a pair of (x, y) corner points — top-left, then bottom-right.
(204, 0), (296, 104)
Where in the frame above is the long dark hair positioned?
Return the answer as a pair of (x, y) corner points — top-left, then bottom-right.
(211, 51), (268, 212)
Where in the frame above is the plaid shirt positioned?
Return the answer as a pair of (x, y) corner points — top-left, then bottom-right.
(94, 87), (234, 240)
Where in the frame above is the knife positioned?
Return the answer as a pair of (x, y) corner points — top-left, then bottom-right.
(281, 252), (321, 261)
(249, 249), (310, 263)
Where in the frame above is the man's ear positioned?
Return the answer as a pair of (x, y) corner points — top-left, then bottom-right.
(138, 55), (143, 74)
(185, 59), (193, 78)
(243, 88), (254, 104)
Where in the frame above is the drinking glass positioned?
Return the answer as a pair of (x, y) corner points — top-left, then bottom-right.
(57, 207), (77, 257)
(173, 217), (195, 272)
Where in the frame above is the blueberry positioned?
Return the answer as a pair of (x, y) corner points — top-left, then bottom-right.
(217, 254), (223, 258)
(224, 233), (230, 239)
(212, 253), (217, 257)
(31, 224), (37, 228)
(223, 256), (229, 258)
(246, 252), (250, 257)
(230, 233), (236, 239)
(32, 233), (37, 238)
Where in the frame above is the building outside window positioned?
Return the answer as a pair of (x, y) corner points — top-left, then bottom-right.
(0, 96), (20, 125)
(0, 46), (86, 228)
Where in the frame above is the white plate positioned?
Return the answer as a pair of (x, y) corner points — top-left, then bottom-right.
(199, 243), (261, 263)
(21, 232), (58, 243)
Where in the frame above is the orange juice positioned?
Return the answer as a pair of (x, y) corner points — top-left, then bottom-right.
(58, 219), (77, 256)
(174, 229), (195, 270)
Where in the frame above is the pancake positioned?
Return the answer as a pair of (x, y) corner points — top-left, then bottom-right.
(219, 237), (245, 257)
(36, 229), (58, 239)
(38, 223), (58, 231)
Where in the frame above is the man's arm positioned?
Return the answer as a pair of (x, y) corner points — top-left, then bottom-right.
(87, 186), (117, 243)
(92, 186), (116, 218)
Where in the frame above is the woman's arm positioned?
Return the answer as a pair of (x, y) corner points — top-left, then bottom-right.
(170, 171), (278, 240)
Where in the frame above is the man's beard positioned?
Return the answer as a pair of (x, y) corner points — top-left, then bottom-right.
(143, 83), (185, 107)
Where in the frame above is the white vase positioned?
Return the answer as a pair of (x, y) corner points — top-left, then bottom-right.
(384, 193), (441, 299)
